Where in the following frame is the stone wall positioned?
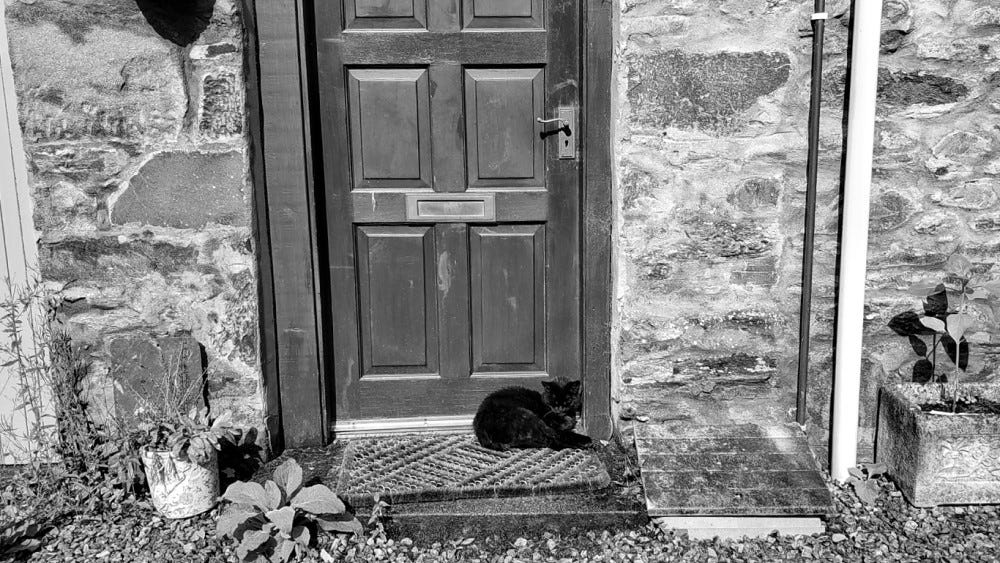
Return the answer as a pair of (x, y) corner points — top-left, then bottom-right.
(4, 0), (261, 430)
(7, 0), (999, 458)
(615, 0), (1000, 460)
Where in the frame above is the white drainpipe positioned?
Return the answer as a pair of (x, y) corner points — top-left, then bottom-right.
(830, 0), (884, 483)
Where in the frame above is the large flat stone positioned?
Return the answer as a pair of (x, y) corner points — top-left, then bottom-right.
(627, 50), (790, 132)
(106, 333), (206, 422)
(636, 423), (833, 518)
(111, 151), (249, 229)
(7, 8), (185, 144)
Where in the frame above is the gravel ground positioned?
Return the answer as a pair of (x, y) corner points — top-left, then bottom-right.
(6, 472), (999, 562)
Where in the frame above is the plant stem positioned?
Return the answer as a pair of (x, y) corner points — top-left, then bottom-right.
(931, 335), (938, 383)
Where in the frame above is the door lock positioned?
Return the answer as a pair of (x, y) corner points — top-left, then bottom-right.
(537, 107), (577, 160)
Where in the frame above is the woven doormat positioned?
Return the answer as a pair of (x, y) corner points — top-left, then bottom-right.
(334, 434), (610, 506)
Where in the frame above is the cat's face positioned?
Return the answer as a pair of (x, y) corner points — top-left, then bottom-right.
(541, 378), (583, 426)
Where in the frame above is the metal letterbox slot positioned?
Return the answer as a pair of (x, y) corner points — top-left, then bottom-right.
(405, 194), (496, 222)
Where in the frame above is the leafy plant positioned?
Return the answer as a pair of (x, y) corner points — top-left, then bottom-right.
(0, 280), (145, 515)
(138, 407), (234, 463)
(888, 254), (1000, 410)
(219, 426), (265, 487)
(845, 463), (887, 505)
(217, 458), (362, 562)
(0, 518), (53, 561)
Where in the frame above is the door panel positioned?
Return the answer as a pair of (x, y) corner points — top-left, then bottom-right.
(470, 225), (545, 372)
(463, 0), (543, 28)
(346, 0), (426, 29)
(464, 68), (543, 185)
(315, 0), (581, 428)
(347, 69), (431, 188)
(356, 227), (438, 376)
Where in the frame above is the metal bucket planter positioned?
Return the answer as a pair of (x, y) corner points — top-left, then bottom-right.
(876, 383), (1000, 507)
(141, 447), (219, 518)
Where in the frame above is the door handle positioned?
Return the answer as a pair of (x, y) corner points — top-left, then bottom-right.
(537, 107), (576, 160)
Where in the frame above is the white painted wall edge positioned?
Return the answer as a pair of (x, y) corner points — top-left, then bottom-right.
(830, 0), (884, 483)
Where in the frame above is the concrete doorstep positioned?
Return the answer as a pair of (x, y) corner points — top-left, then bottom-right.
(655, 516), (826, 540)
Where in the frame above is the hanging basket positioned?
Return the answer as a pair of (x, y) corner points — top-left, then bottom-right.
(141, 447), (219, 519)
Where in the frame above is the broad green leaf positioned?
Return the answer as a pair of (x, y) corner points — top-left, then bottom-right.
(946, 313), (975, 342)
(291, 525), (310, 547)
(945, 254), (973, 279)
(223, 481), (270, 510)
(907, 335), (927, 357)
(946, 289), (966, 312)
(272, 459), (303, 498)
(211, 410), (233, 430)
(315, 516), (363, 535)
(265, 480), (283, 511)
(290, 485), (346, 515)
(919, 316), (946, 333)
(240, 530), (271, 552)
(277, 539), (296, 563)
(266, 506), (295, 535)
(909, 279), (943, 297)
(216, 506), (258, 539)
(941, 335), (969, 370)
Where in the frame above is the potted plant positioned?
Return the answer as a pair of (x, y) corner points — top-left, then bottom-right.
(137, 407), (235, 519)
(879, 254), (1000, 507)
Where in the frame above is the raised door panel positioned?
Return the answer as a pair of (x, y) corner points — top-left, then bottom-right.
(346, 0), (427, 29)
(348, 68), (432, 189)
(357, 227), (439, 377)
(470, 225), (545, 374)
(463, 0), (543, 29)
(464, 68), (544, 188)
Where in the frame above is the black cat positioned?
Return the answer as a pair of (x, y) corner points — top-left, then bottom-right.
(473, 378), (592, 451)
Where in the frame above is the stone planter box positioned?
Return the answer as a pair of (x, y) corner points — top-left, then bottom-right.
(876, 383), (1000, 507)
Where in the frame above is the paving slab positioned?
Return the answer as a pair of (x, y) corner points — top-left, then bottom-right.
(655, 516), (826, 540)
(635, 422), (833, 519)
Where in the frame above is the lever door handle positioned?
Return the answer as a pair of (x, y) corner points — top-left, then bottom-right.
(537, 107), (576, 160)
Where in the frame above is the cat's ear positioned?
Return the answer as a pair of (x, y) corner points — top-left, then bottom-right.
(540, 381), (555, 392)
(566, 380), (582, 394)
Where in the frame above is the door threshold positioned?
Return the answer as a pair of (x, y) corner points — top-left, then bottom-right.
(333, 415), (473, 438)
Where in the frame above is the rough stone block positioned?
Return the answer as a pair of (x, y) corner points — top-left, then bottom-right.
(971, 215), (1000, 232)
(27, 144), (129, 186)
(933, 180), (998, 211)
(877, 383), (1000, 507)
(39, 236), (198, 282)
(627, 50), (790, 132)
(869, 190), (915, 232)
(730, 257), (778, 287)
(200, 73), (243, 138)
(620, 168), (659, 214)
(111, 151), (249, 229)
(728, 177), (781, 210)
(678, 217), (774, 260)
(7, 13), (185, 144)
(879, 69), (967, 107)
(107, 334), (206, 422)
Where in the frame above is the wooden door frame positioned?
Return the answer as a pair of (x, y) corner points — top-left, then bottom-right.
(246, 0), (614, 450)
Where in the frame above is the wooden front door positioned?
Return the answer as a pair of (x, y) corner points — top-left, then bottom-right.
(314, 0), (582, 431)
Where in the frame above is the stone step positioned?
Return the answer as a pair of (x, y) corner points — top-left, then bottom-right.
(635, 423), (833, 519)
(362, 492), (647, 542)
(656, 516), (826, 540)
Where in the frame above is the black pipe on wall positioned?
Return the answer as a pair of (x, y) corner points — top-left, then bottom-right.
(797, 0), (828, 426)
